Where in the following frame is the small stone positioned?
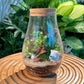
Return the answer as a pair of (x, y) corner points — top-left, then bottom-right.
(31, 54), (37, 59)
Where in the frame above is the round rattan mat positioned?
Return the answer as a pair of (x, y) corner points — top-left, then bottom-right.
(0, 53), (84, 84)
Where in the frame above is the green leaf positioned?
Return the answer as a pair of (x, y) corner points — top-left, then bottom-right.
(6, 26), (15, 30)
(58, 22), (66, 27)
(65, 37), (83, 49)
(68, 22), (84, 33)
(30, 49), (35, 53)
(59, 28), (65, 37)
(73, 0), (77, 4)
(26, 41), (30, 45)
(62, 16), (72, 22)
(48, 0), (59, 8)
(20, 2), (28, 10)
(10, 5), (20, 12)
(14, 30), (20, 38)
(23, 0), (34, 5)
(69, 5), (84, 19)
(25, 47), (29, 54)
(21, 33), (25, 39)
(23, 0), (35, 8)
(57, 1), (74, 16)
(48, 0), (77, 8)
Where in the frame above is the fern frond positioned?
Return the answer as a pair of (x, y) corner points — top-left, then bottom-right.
(3, 16), (25, 39)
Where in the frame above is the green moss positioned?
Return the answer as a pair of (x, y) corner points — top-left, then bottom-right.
(39, 53), (49, 60)
(26, 41), (30, 45)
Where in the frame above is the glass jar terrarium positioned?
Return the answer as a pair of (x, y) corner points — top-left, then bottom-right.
(22, 8), (63, 77)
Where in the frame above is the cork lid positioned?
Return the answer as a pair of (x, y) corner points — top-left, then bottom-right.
(30, 8), (56, 16)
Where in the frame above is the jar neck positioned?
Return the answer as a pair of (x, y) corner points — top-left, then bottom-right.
(30, 8), (56, 16)
(30, 12), (56, 16)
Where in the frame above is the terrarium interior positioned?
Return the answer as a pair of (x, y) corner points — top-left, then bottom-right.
(22, 8), (63, 76)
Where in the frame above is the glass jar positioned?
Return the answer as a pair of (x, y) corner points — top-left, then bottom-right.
(22, 8), (63, 77)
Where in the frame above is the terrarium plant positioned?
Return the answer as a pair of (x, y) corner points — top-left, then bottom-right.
(24, 30), (61, 61)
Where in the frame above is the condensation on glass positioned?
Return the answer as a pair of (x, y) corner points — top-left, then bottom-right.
(22, 8), (64, 77)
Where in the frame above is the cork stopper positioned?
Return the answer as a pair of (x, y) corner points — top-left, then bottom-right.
(30, 8), (56, 16)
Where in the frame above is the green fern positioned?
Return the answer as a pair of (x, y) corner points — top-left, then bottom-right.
(3, 16), (26, 39)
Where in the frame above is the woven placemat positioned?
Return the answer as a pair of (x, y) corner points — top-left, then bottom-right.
(0, 53), (84, 84)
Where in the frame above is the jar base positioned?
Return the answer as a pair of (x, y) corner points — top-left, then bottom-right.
(25, 68), (57, 84)
(26, 64), (59, 77)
